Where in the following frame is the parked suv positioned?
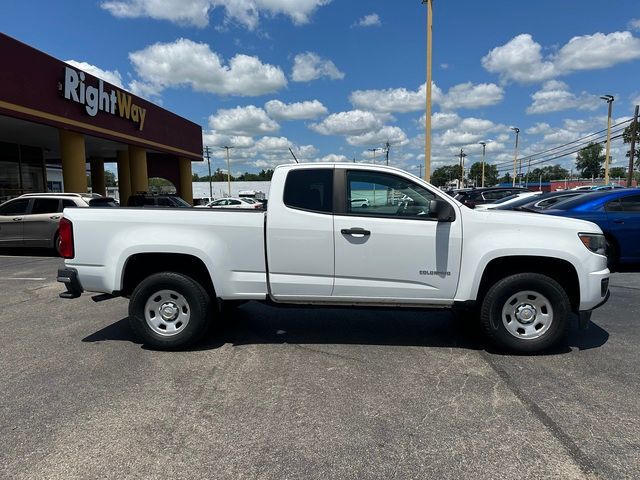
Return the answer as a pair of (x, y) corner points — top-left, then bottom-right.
(0, 193), (116, 252)
(454, 187), (529, 208)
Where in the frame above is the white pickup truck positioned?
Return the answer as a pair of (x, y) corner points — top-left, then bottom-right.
(57, 163), (610, 353)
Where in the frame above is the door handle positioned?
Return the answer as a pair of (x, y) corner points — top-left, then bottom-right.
(613, 220), (624, 224)
(12, 217), (22, 221)
(50, 215), (61, 220)
(341, 227), (371, 236)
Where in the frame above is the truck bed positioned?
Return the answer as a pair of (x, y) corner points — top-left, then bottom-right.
(63, 207), (267, 298)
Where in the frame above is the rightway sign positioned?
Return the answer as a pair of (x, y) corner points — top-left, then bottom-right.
(61, 66), (147, 131)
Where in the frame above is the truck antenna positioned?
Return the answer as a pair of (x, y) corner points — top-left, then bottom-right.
(288, 147), (299, 163)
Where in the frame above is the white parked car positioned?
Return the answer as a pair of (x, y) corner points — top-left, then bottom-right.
(196, 197), (263, 209)
(474, 191), (542, 210)
(350, 198), (370, 208)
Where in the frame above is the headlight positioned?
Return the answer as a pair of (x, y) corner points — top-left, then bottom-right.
(578, 233), (606, 256)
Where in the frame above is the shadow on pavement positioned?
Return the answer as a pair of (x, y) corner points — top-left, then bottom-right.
(82, 301), (609, 355)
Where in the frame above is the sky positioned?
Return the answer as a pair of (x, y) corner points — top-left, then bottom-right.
(2, 0), (640, 179)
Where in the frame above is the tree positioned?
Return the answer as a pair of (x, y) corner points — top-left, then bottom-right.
(529, 164), (569, 182)
(430, 165), (461, 187)
(468, 162), (498, 186)
(609, 167), (626, 179)
(104, 170), (116, 187)
(575, 142), (604, 178)
(192, 173), (201, 182)
(623, 123), (640, 169)
(498, 172), (512, 185)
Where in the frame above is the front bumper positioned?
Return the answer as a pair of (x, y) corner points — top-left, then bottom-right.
(578, 288), (610, 329)
(57, 268), (84, 299)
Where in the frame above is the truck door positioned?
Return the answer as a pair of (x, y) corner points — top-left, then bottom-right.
(266, 167), (335, 299)
(332, 168), (462, 303)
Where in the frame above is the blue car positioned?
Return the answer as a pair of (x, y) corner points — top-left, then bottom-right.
(543, 189), (640, 269)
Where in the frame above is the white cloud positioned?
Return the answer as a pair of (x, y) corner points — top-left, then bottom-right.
(431, 112), (460, 130)
(351, 84), (427, 113)
(630, 19), (640, 31)
(101, 0), (331, 30)
(482, 31), (640, 84)
(319, 154), (350, 163)
(346, 126), (408, 147)
(64, 60), (123, 87)
(353, 13), (380, 28)
(254, 136), (291, 151)
(264, 99), (328, 120)
(526, 80), (600, 114)
(208, 105), (279, 136)
(350, 81), (502, 113)
(129, 38), (287, 96)
(439, 82), (504, 110)
(291, 52), (345, 82)
(526, 122), (552, 135)
(310, 110), (384, 136)
(203, 129), (255, 149)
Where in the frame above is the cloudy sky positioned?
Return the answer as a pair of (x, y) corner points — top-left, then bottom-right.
(3, 0), (640, 178)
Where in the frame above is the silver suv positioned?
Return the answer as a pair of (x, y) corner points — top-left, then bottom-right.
(0, 193), (116, 252)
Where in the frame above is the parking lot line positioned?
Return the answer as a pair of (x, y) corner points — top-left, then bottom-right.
(0, 277), (47, 281)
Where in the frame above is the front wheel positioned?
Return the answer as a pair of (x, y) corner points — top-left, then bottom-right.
(480, 273), (570, 353)
(128, 272), (212, 350)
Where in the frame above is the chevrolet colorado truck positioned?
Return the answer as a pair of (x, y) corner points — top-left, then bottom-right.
(57, 163), (610, 352)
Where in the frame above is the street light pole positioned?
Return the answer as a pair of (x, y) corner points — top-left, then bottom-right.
(511, 127), (520, 187)
(600, 95), (614, 184)
(221, 146), (234, 197)
(458, 148), (466, 188)
(421, 0), (433, 182)
(368, 147), (381, 164)
(479, 141), (486, 187)
(204, 145), (213, 200)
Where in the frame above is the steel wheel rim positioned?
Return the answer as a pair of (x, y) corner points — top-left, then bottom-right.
(501, 290), (553, 340)
(144, 289), (191, 337)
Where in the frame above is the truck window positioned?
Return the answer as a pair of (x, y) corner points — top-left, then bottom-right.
(346, 170), (435, 219)
(283, 169), (333, 213)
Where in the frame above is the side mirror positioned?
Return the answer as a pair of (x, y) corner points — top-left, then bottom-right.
(429, 199), (455, 221)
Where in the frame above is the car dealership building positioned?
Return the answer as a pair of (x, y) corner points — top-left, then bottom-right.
(0, 33), (202, 203)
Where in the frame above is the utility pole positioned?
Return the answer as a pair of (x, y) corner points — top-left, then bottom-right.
(458, 148), (466, 188)
(417, 164), (423, 178)
(627, 105), (639, 187)
(384, 141), (391, 166)
(221, 146), (234, 197)
(421, 0), (433, 182)
(600, 95), (614, 184)
(511, 127), (520, 187)
(203, 145), (213, 200)
(368, 147), (381, 164)
(479, 141), (486, 187)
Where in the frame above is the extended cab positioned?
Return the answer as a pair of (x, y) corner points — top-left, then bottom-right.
(57, 164), (610, 352)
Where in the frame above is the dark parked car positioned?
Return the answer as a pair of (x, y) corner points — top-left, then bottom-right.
(492, 190), (590, 212)
(542, 189), (640, 269)
(453, 187), (529, 208)
(127, 194), (192, 208)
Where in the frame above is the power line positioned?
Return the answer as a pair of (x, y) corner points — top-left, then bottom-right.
(492, 118), (633, 168)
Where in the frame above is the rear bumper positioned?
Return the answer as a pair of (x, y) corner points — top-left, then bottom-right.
(57, 268), (84, 299)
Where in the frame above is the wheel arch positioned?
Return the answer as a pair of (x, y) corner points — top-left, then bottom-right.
(476, 256), (580, 312)
(121, 253), (216, 299)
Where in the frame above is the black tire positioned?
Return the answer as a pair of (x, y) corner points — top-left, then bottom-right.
(480, 273), (570, 353)
(128, 272), (212, 350)
(53, 232), (61, 256)
(605, 237), (618, 271)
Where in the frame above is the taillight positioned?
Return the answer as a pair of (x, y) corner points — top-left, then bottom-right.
(58, 217), (74, 259)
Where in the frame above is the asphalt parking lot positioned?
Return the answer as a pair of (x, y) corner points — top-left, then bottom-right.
(0, 253), (639, 479)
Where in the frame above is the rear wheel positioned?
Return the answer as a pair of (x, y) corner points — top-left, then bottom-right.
(53, 232), (61, 256)
(128, 272), (212, 349)
(480, 273), (570, 353)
